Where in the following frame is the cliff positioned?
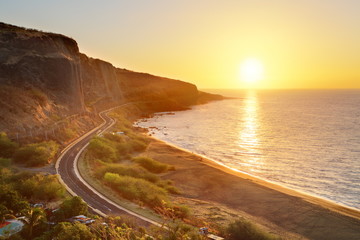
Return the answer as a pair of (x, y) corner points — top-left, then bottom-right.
(0, 22), (84, 111)
(0, 22), (222, 133)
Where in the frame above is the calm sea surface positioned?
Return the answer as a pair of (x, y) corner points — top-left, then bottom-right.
(136, 89), (360, 209)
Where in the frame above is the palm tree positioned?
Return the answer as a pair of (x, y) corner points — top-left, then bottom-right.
(20, 207), (46, 240)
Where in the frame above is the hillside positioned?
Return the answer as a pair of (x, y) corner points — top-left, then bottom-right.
(0, 22), (222, 135)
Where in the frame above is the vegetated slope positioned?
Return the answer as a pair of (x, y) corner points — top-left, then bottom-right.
(0, 22), (222, 133)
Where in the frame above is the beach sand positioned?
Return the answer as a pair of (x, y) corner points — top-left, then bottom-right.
(140, 137), (360, 240)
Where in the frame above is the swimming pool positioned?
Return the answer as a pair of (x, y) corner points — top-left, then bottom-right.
(0, 220), (24, 237)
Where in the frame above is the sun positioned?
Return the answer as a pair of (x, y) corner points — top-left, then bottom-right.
(239, 58), (264, 84)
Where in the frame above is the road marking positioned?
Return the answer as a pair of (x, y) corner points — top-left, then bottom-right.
(56, 104), (162, 227)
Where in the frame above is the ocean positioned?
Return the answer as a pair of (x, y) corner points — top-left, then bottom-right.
(135, 89), (360, 209)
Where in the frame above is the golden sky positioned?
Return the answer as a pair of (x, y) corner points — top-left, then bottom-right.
(1, 0), (359, 89)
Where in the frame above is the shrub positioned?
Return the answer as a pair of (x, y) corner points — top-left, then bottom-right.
(9, 171), (34, 182)
(13, 141), (58, 166)
(132, 157), (170, 173)
(0, 168), (13, 184)
(164, 221), (202, 240)
(156, 180), (180, 194)
(96, 163), (160, 183)
(116, 142), (130, 156)
(128, 139), (148, 152)
(226, 219), (279, 240)
(0, 132), (19, 158)
(172, 205), (190, 219)
(0, 158), (11, 167)
(127, 133), (150, 145)
(103, 173), (168, 207)
(16, 174), (65, 201)
(162, 185), (181, 195)
(111, 113), (133, 131)
(88, 137), (117, 162)
(103, 132), (124, 143)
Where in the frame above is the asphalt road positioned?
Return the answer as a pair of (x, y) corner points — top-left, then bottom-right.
(56, 110), (156, 227)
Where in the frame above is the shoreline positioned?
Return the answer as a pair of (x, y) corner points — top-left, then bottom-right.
(144, 134), (360, 221)
(139, 133), (360, 239)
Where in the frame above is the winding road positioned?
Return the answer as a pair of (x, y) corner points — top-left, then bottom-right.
(56, 107), (160, 227)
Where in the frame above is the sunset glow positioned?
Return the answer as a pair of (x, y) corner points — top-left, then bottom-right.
(0, 1), (359, 89)
(239, 59), (264, 85)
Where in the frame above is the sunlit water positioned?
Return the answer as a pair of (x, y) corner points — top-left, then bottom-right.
(136, 90), (360, 209)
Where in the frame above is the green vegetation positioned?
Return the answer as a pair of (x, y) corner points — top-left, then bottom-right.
(0, 157), (12, 167)
(0, 132), (19, 158)
(0, 184), (29, 218)
(36, 214), (184, 240)
(158, 221), (203, 240)
(14, 141), (59, 167)
(0, 166), (196, 240)
(64, 128), (77, 139)
(21, 207), (47, 240)
(38, 222), (93, 240)
(88, 137), (117, 162)
(0, 164), (92, 240)
(104, 172), (168, 207)
(109, 111), (134, 133)
(16, 174), (65, 201)
(156, 179), (181, 195)
(84, 108), (186, 222)
(52, 196), (89, 221)
(96, 163), (160, 183)
(0, 164), (66, 235)
(225, 219), (279, 240)
(128, 139), (148, 152)
(0, 169), (65, 207)
(132, 156), (172, 173)
(87, 130), (150, 162)
(102, 132), (123, 142)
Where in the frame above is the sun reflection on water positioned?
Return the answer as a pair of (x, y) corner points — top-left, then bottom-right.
(237, 91), (262, 169)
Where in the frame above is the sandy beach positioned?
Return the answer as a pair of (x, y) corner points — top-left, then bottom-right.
(140, 136), (360, 240)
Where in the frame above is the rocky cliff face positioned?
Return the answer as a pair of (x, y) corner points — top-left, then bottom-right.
(0, 23), (85, 114)
(0, 22), (218, 133)
(80, 54), (124, 109)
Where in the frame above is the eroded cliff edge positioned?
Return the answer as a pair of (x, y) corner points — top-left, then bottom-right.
(0, 22), (222, 133)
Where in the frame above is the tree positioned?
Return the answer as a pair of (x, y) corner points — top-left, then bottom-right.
(17, 174), (65, 201)
(14, 141), (58, 167)
(21, 207), (46, 240)
(59, 196), (88, 219)
(36, 222), (92, 240)
(0, 185), (29, 215)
